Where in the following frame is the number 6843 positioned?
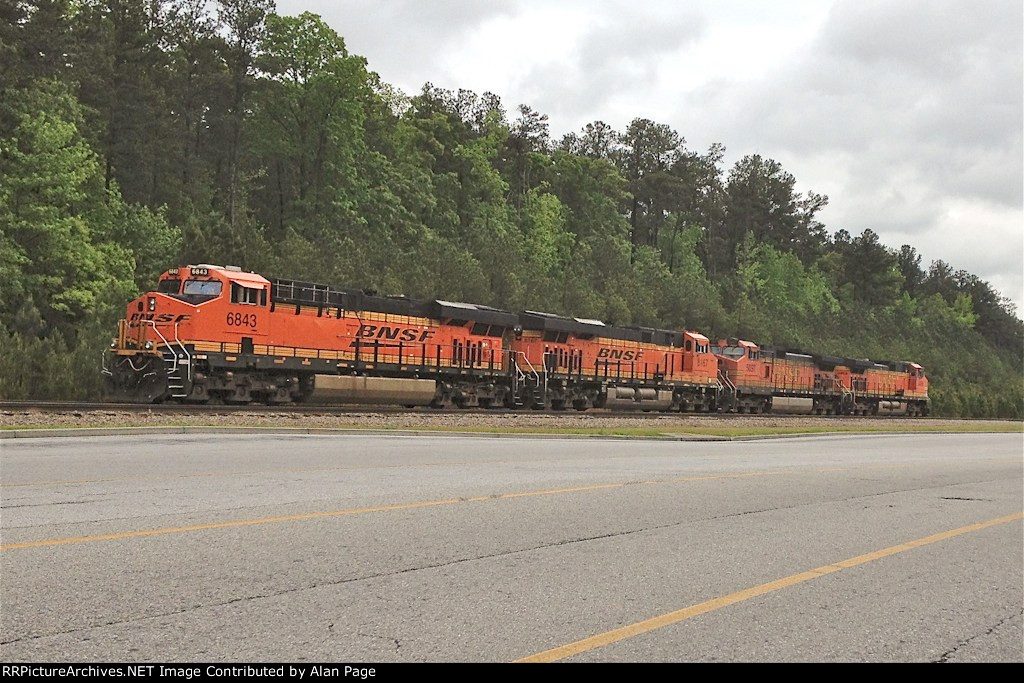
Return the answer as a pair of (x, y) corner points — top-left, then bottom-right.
(226, 312), (256, 328)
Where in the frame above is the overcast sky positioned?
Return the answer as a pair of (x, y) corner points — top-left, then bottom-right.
(278, 0), (1023, 312)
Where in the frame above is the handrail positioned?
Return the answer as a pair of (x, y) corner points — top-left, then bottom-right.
(144, 319), (172, 350)
(517, 351), (540, 383)
(172, 322), (192, 381)
(833, 377), (852, 397)
(144, 320), (192, 383)
(510, 351), (526, 383)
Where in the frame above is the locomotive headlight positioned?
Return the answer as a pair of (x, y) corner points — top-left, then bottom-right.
(144, 341), (153, 350)
(148, 297), (156, 311)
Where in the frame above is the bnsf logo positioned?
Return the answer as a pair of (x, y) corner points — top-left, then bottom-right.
(597, 348), (643, 361)
(130, 313), (191, 323)
(357, 324), (435, 343)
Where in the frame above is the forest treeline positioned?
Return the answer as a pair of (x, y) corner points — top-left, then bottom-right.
(1, 0), (1021, 416)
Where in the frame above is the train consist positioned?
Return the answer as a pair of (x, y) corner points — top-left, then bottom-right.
(104, 265), (929, 415)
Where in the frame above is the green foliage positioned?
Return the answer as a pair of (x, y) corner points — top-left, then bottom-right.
(0, 4), (1019, 418)
(0, 80), (173, 398)
(0, 81), (136, 329)
(731, 234), (839, 347)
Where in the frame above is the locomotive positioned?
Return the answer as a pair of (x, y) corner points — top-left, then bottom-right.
(103, 264), (929, 415)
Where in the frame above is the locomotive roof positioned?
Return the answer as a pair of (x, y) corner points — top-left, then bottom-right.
(630, 326), (684, 347)
(432, 301), (519, 327)
(520, 310), (609, 336)
(269, 278), (518, 326)
(520, 311), (683, 346)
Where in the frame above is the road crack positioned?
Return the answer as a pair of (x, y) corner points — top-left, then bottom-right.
(933, 610), (1023, 662)
(1, 500), (100, 509)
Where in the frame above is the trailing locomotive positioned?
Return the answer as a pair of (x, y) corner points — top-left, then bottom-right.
(713, 339), (929, 416)
(103, 264), (929, 415)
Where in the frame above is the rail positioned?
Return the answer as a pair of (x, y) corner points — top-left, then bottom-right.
(0, 400), (943, 418)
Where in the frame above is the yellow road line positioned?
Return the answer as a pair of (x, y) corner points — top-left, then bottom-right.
(0, 478), (703, 550)
(3, 461), (1020, 551)
(0, 499), (463, 550)
(0, 461), (482, 488)
(515, 512), (1024, 663)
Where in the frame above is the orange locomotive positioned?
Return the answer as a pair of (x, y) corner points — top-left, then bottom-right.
(713, 338), (929, 416)
(105, 265), (518, 406)
(104, 264), (929, 415)
(508, 311), (718, 411)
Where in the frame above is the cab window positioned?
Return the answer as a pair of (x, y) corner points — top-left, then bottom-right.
(231, 282), (261, 305)
(180, 279), (222, 303)
(157, 278), (181, 294)
(184, 280), (222, 296)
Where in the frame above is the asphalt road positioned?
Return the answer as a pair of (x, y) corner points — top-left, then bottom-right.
(1, 432), (1021, 662)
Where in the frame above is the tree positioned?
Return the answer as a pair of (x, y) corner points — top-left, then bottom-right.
(0, 1), (24, 91)
(897, 244), (924, 296)
(618, 118), (686, 252)
(160, 0), (229, 225)
(560, 120), (619, 160)
(921, 259), (958, 301)
(504, 104), (549, 208)
(666, 142), (724, 276)
(70, 0), (170, 205)
(721, 155), (796, 263)
(835, 229), (902, 306)
(792, 190), (829, 263)
(217, 0), (274, 228)
(5, 0), (73, 87)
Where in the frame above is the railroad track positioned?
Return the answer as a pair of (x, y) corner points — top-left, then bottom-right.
(0, 400), (476, 415)
(0, 400), (951, 420)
